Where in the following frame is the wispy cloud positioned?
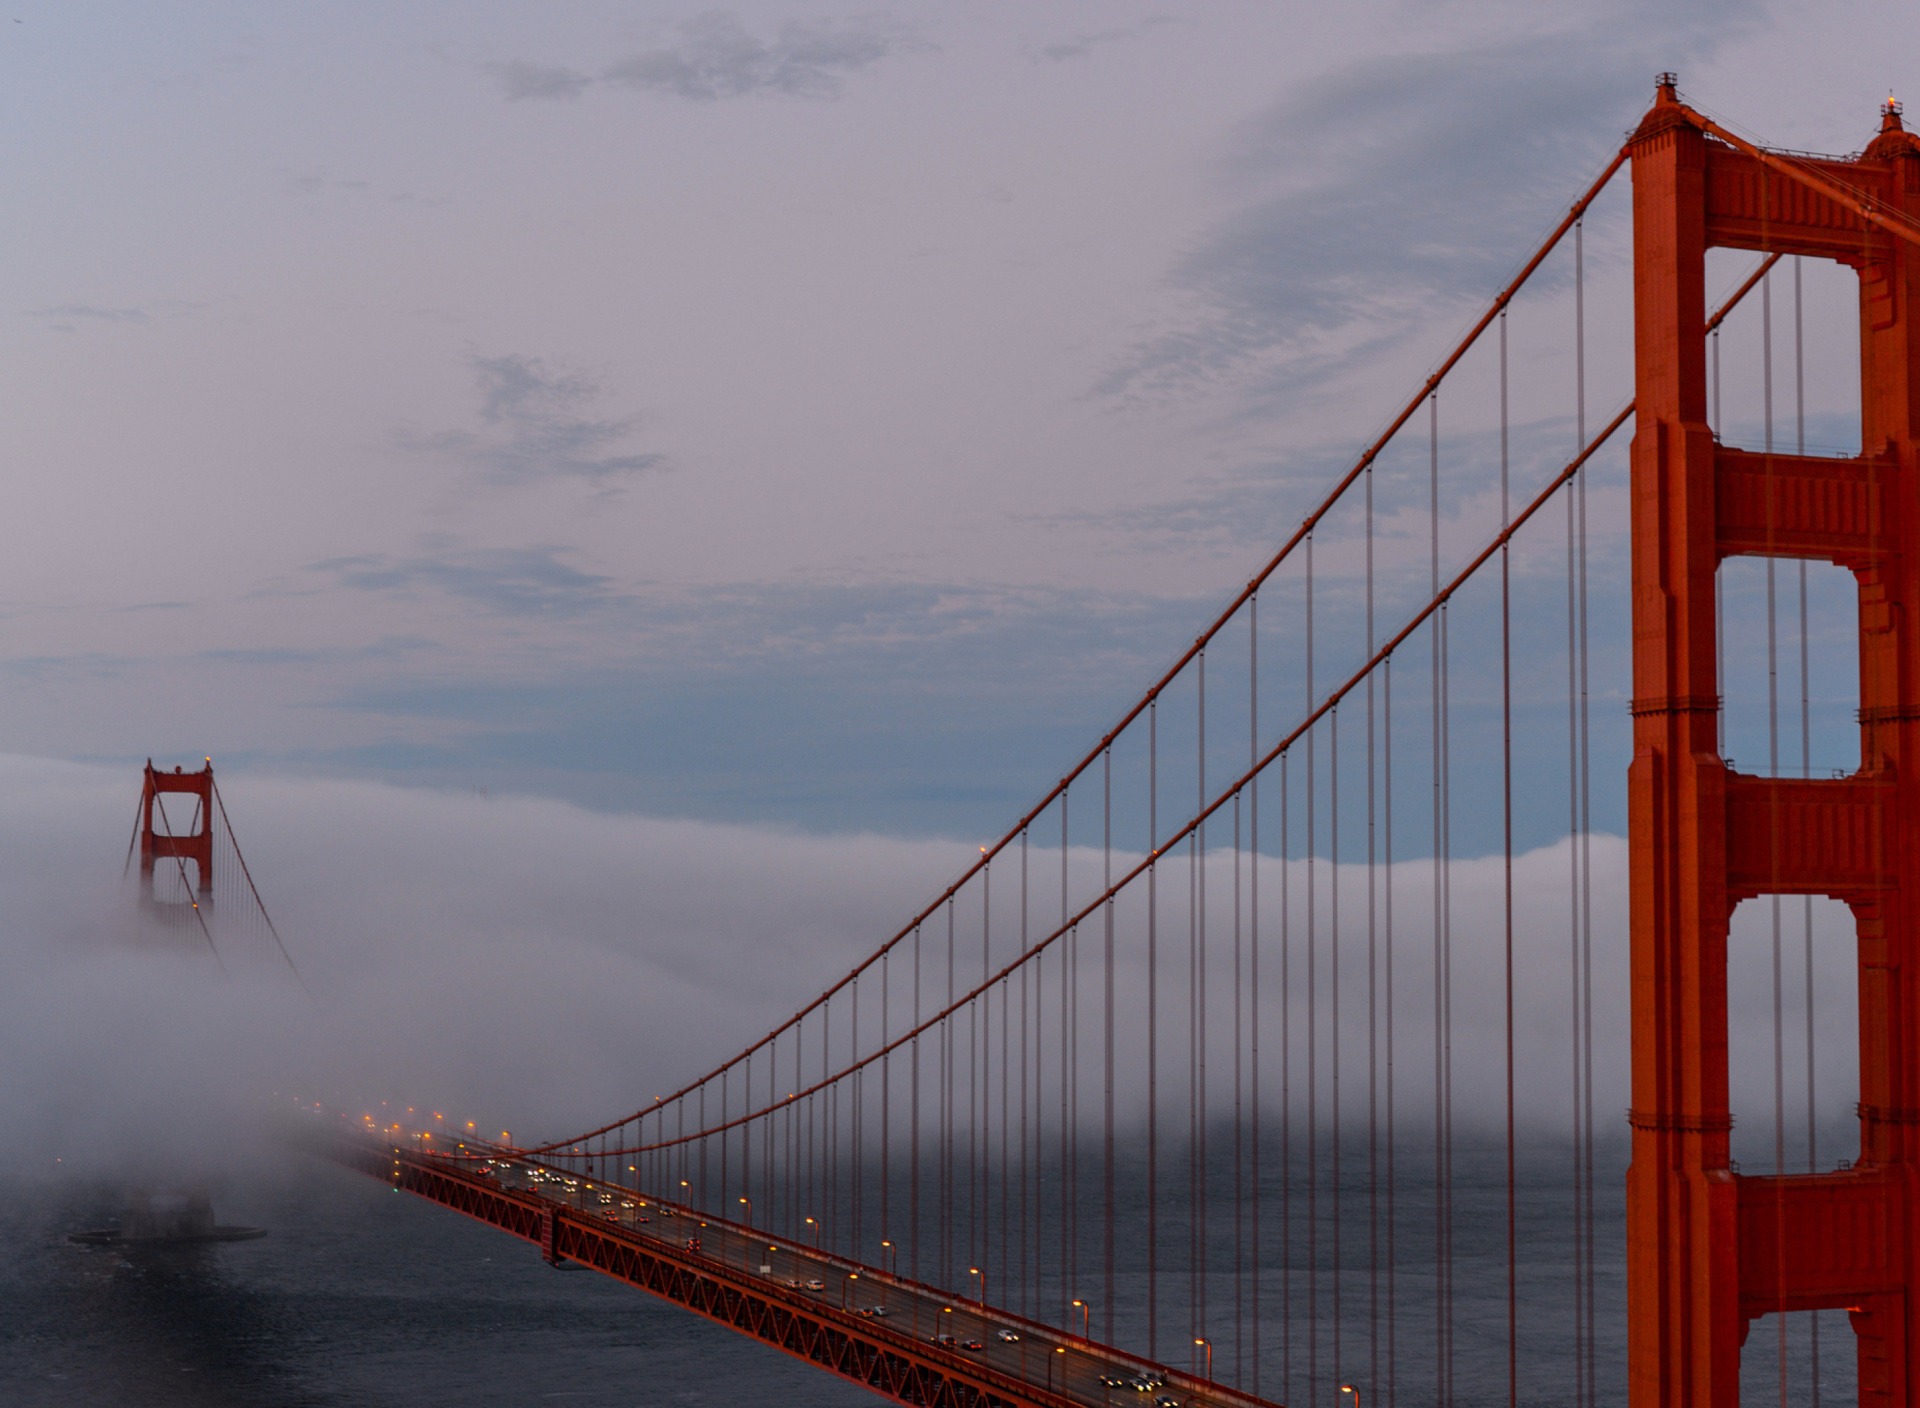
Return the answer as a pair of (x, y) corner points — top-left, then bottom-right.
(1036, 18), (1175, 64)
(401, 353), (665, 487)
(26, 299), (207, 333)
(30, 304), (150, 325)
(198, 637), (436, 668)
(490, 11), (917, 104)
(316, 544), (621, 619)
(0, 653), (132, 681)
(489, 59), (592, 101)
(1097, 13), (1739, 410)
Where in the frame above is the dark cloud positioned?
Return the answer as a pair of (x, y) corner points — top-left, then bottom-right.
(317, 544), (620, 619)
(402, 353), (665, 487)
(1098, 14), (1742, 409)
(489, 59), (592, 101)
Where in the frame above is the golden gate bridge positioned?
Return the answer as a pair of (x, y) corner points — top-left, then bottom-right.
(158, 78), (1920, 1408)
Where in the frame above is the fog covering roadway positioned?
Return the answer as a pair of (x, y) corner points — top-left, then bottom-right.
(351, 1117), (1266, 1408)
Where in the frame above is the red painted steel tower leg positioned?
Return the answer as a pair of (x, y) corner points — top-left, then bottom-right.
(139, 758), (214, 907)
(1629, 79), (1920, 1407)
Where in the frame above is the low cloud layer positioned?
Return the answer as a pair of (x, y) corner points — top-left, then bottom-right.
(0, 754), (971, 1182)
(0, 753), (1860, 1196)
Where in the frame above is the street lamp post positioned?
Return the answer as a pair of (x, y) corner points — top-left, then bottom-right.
(1339, 1385), (1361, 1408)
(969, 1266), (986, 1308)
(805, 1216), (820, 1249)
(1050, 1345), (1065, 1393)
(843, 1272), (859, 1310)
(1071, 1299), (1090, 1340)
(1196, 1338), (1213, 1384)
(881, 1239), (896, 1276)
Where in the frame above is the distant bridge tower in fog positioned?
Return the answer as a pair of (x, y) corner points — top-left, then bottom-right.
(138, 758), (213, 910)
(128, 756), (307, 983)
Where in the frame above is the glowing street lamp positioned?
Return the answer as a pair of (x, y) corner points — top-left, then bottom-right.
(1340, 1385), (1361, 1408)
(880, 1239), (897, 1276)
(1196, 1338), (1213, 1384)
(968, 1266), (986, 1308)
(1071, 1299), (1089, 1340)
(805, 1215), (821, 1249)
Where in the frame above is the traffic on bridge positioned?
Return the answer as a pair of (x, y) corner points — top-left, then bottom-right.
(311, 1108), (1263, 1408)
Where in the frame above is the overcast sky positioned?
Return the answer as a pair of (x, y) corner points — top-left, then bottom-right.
(3, 0), (1914, 837)
(4, 0), (1909, 1194)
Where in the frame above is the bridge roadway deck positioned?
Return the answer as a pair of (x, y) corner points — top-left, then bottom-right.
(308, 1116), (1275, 1408)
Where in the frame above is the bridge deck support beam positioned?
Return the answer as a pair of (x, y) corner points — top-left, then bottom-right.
(1629, 79), (1920, 1408)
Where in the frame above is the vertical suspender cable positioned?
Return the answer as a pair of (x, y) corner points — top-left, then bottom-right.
(1308, 530), (1320, 1402)
(1061, 794), (1072, 1323)
(1234, 783), (1245, 1383)
(852, 977), (861, 1257)
(1020, 829), (1030, 1317)
(1766, 263), (1791, 1405)
(1577, 216), (1598, 1408)
(1797, 253), (1822, 1406)
(1430, 389), (1448, 1406)
(1568, 385), (1586, 1408)
(1191, 660), (1201, 1359)
(1149, 706), (1160, 1357)
(1104, 744), (1116, 1337)
(1501, 307), (1518, 1408)
(1071, 908), (1081, 1308)
(1001, 924), (1011, 1316)
(1367, 452), (1380, 1403)
(1250, 594), (1262, 1399)
(1384, 654), (1397, 1408)
(978, 873), (989, 1282)
(881, 951), (890, 1260)
(912, 923), (922, 1282)
(1198, 648), (1210, 1354)
(1282, 746), (1294, 1400)
(940, 898), (948, 1283)
(1332, 698), (1344, 1391)
(1036, 845), (1052, 1321)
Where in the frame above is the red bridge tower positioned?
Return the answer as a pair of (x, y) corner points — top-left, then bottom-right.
(1629, 81), (1920, 1405)
(139, 758), (213, 908)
